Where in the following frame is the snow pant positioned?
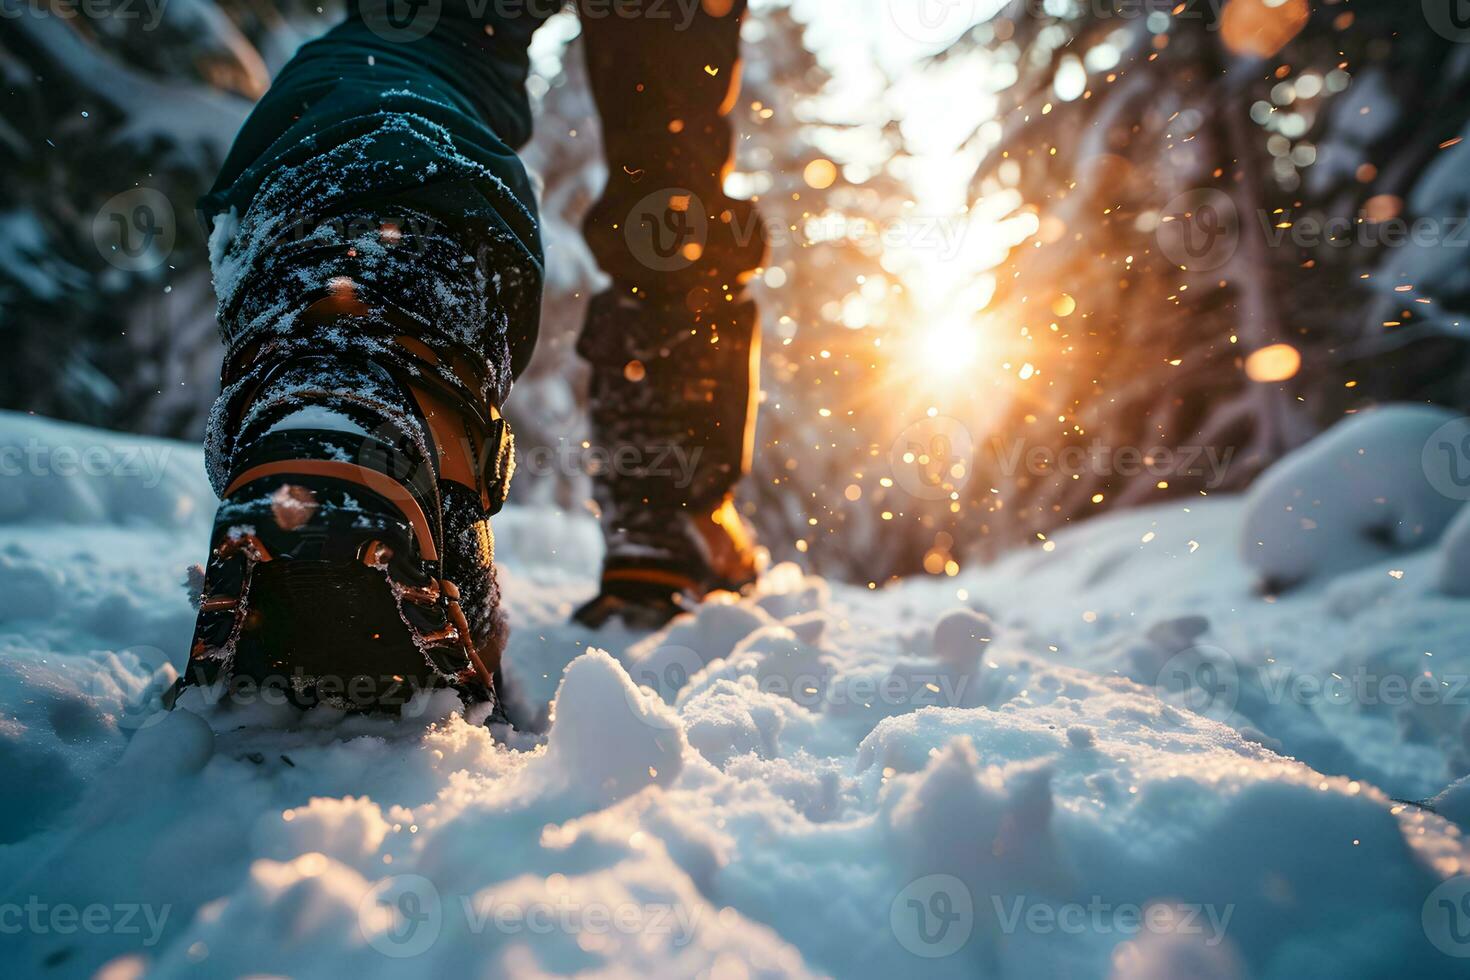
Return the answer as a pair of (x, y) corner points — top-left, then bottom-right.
(199, 0), (765, 514)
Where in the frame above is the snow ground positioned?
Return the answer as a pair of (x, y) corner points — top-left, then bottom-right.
(3, 408), (1470, 978)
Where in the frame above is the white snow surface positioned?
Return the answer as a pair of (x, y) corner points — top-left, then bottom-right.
(3, 409), (1470, 978)
(1240, 405), (1467, 587)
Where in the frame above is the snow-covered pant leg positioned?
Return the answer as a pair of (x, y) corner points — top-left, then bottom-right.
(198, 1), (551, 494)
(576, 0), (766, 552)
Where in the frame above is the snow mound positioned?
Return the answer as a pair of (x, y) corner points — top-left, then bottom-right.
(539, 649), (686, 805)
(1436, 503), (1470, 597)
(931, 607), (996, 667)
(1240, 405), (1467, 588)
(4, 411), (1470, 978)
(0, 413), (213, 529)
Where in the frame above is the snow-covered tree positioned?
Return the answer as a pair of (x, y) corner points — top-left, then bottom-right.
(935, 0), (1470, 555)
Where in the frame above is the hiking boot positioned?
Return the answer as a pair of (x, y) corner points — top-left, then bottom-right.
(173, 293), (515, 713)
(571, 290), (765, 629)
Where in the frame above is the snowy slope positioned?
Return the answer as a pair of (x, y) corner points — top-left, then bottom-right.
(3, 409), (1470, 978)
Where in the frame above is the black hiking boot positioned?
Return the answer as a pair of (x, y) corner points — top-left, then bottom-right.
(172, 291), (515, 714)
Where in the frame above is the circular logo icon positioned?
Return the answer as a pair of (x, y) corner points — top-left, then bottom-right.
(1423, 417), (1470, 502)
(889, 416), (974, 501)
(357, 421), (431, 497)
(88, 645), (174, 731)
(359, 874), (443, 958)
(886, 0), (978, 46)
(359, 0), (442, 42)
(623, 644), (704, 729)
(1424, 876), (1470, 957)
(1156, 188), (1239, 272)
(1424, 0), (1470, 43)
(625, 188), (708, 273)
(1156, 644), (1241, 722)
(890, 874), (974, 958)
(93, 188), (175, 272)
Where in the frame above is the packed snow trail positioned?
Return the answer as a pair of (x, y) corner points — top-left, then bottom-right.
(3, 408), (1470, 978)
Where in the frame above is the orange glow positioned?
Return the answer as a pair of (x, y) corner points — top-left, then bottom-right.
(1220, 0), (1309, 58)
(1364, 195), (1403, 223)
(1245, 343), (1301, 383)
(803, 159), (838, 190)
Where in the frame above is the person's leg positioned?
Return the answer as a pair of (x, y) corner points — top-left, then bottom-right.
(202, 0), (551, 440)
(181, 2), (552, 711)
(573, 0), (767, 627)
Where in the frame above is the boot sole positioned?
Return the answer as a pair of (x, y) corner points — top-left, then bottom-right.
(176, 472), (488, 713)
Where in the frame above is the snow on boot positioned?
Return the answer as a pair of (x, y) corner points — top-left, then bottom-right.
(172, 293), (515, 713)
(572, 290), (765, 629)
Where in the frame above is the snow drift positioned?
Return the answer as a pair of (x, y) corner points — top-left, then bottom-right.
(2, 409), (1470, 978)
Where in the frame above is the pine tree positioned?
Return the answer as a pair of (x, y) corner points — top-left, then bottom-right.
(0, 1), (336, 433)
(938, 0), (1470, 554)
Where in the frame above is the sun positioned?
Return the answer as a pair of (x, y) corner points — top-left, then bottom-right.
(917, 315), (982, 378)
